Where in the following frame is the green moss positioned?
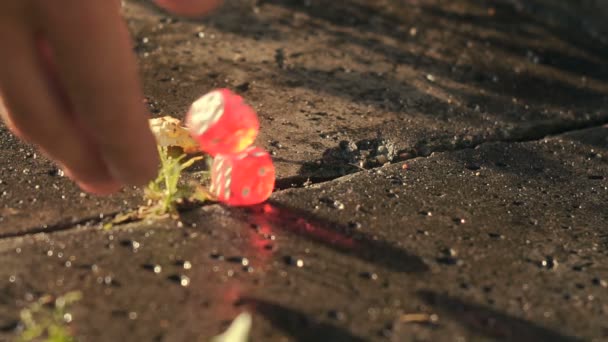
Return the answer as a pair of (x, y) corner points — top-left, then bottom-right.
(17, 291), (82, 342)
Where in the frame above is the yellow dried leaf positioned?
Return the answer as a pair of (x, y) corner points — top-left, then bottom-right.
(149, 116), (199, 154)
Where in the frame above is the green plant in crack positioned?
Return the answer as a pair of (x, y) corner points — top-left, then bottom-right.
(104, 146), (210, 229)
(17, 291), (82, 342)
(143, 146), (207, 216)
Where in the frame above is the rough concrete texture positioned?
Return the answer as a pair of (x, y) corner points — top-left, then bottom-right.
(127, 0), (608, 181)
(0, 0), (607, 341)
(0, 126), (606, 341)
(0, 125), (143, 236)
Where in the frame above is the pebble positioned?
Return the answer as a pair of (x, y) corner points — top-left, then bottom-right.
(120, 240), (141, 251)
(360, 272), (379, 280)
(143, 264), (162, 274)
(168, 275), (190, 287)
(540, 256), (558, 270)
(284, 256), (304, 267)
(210, 252), (224, 260)
(592, 277), (607, 288)
(227, 256), (250, 266)
(328, 310), (346, 321)
(328, 200), (344, 210)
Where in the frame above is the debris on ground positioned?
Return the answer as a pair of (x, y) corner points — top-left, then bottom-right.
(400, 313), (439, 324)
(322, 134), (398, 169)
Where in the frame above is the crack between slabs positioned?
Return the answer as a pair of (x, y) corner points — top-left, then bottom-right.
(275, 117), (608, 189)
(0, 211), (121, 240)
(7, 118), (608, 239)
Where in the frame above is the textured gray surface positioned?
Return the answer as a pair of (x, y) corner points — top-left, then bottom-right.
(0, 0), (607, 341)
(0, 126), (606, 341)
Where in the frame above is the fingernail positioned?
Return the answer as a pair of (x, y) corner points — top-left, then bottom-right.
(76, 179), (122, 196)
(106, 157), (158, 187)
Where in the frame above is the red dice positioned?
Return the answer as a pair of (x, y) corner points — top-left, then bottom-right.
(210, 147), (275, 206)
(185, 88), (259, 156)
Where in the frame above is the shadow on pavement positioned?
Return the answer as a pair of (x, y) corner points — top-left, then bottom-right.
(418, 290), (583, 342)
(228, 200), (429, 273)
(238, 297), (365, 342)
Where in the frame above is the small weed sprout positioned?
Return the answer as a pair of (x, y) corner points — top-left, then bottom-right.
(18, 291), (82, 342)
(104, 146), (211, 229)
(143, 146), (205, 217)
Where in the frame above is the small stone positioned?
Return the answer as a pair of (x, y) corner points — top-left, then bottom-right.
(488, 233), (504, 239)
(332, 200), (345, 210)
(227, 256), (250, 266)
(168, 275), (190, 287)
(142, 264), (162, 274)
(63, 313), (73, 323)
(437, 256), (461, 266)
(592, 277), (607, 288)
(453, 217), (466, 224)
(174, 260), (192, 270)
(442, 248), (457, 257)
(328, 310), (346, 321)
(120, 240), (141, 251)
(284, 256), (304, 267)
(360, 272), (378, 280)
(270, 140), (283, 149)
(348, 221), (362, 230)
(540, 256), (558, 270)
(235, 81), (250, 92)
(210, 252), (224, 260)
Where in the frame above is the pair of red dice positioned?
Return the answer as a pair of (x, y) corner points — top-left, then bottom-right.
(185, 89), (275, 206)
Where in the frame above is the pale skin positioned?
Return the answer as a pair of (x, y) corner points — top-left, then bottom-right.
(0, 0), (222, 195)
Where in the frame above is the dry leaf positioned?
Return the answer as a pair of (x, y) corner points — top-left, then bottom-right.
(149, 116), (199, 154)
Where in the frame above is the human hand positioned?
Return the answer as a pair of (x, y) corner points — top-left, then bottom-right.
(0, 0), (222, 195)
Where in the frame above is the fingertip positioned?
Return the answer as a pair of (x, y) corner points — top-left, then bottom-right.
(105, 137), (160, 187)
(0, 98), (29, 141)
(60, 166), (120, 195)
(76, 179), (123, 196)
(154, 0), (223, 17)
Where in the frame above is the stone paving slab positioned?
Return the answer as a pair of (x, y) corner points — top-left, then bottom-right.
(3, 0), (608, 235)
(127, 0), (608, 181)
(0, 125), (143, 236)
(0, 125), (605, 341)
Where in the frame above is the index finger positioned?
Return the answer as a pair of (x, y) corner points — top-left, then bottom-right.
(37, 1), (159, 186)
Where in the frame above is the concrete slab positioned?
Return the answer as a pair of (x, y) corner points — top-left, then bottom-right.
(0, 125), (605, 341)
(126, 0), (608, 182)
(0, 125), (143, 236)
(3, 0), (608, 233)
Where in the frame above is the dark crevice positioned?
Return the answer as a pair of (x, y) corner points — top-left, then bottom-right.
(274, 118), (608, 190)
(0, 212), (121, 240)
(274, 176), (339, 190)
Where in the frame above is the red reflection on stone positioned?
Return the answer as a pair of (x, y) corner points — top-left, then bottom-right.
(252, 203), (355, 250)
